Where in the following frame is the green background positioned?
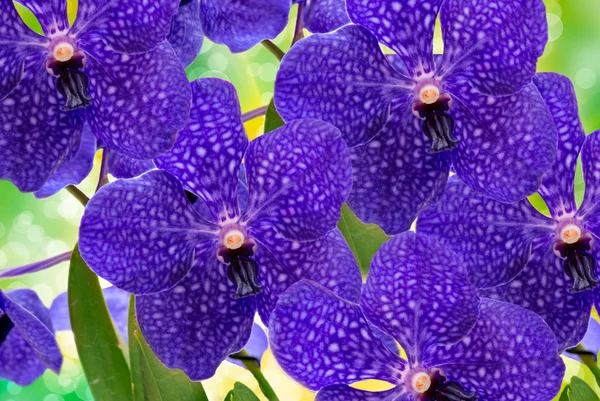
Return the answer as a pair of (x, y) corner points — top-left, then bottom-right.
(1, 0), (600, 399)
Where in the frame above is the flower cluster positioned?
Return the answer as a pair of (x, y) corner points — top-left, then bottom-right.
(0, 0), (595, 400)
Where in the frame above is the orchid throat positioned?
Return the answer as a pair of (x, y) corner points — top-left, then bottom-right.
(217, 227), (263, 298)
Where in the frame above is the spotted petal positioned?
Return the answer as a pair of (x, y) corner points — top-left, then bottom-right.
(243, 119), (352, 241)
(34, 125), (96, 198)
(269, 280), (406, 390)
(168, 0), (203, 67)
(0, 56), (84, 192)
(303, 0), (350, 33)
(79, 170), (217, 295)
(199, 0), (290, 53)
(448, 80), (557, 203)
(347, 99), (450, 235)
(136, 252), (256, 381)
(577, 131), (600, 220)
(316, 385), (406, 401)
(482, 237), (592, 352)
(0, 289), (62, 386)
(251, 226), (362, 324)
(155, 78), (247, 223)
(362, 232), (479, 365)
(438, 0), (547, 95)
(428, 299), (564, 401)
(107, 152), (155, 179)
(417, 176), (553, 289)
(81, 36), (191, 160)
(346, 0), (443, 78)
(73, 0), (179, 53)
(275, 25), (411, 147)
(16, 0), (68, 35)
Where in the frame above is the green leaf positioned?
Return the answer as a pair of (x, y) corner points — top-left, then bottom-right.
(570, 376), (600, 401)
(129, 296), (209, 401)
(224, 382), (261, 401)
(337, 204), (390, 276)
(264, 98), (285, 134)
(560, 385), (571, 401)
(68, 245), (133, 401)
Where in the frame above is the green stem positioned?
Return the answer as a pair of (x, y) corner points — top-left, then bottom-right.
(66, 185), (89, 206)
(238, 350), (280, 401)
(261, 40), (285, 61)
(571, 345), (600, 386)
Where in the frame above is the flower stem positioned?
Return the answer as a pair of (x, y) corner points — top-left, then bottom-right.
(96, 149), (110, 192)
(0, 251), (71, 278)
(261, 40), (285, 61)
(569, 345), (600, 386)
(292, 2), (305, 45)
(242, 106), (268, 122)
(238, 350), (280, 401)
(66, 185), (89, 206)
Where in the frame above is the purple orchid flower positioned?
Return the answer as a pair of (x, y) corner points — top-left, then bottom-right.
(0, 0), (192, 193)
(0, 289), (62, 386)
(270, 232), (565, 401)
(78, 78), (362, 380)
(274, 0), (556, 235)
(417, 73), (600, 352)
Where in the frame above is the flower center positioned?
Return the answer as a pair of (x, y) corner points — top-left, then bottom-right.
(53, 42), (74, 62)
(0, 312), (15, 347)
(217, 226), (263, 298)
(560, 224), (582, 244)
(554, 220), (598, 293)
(412, 372), (432, 393)
(224, 229), (245, 250)
(412, 80), (457, 154)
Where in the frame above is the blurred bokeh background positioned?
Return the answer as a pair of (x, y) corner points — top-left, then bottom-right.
(2, 0), (600, 399)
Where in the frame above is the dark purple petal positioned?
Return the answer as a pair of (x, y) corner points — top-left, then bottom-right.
(81, 36), (191, 160)
(303, 0), (350, 33)
(269, 280), (406, 390)
(50, 287), (130, 343)
(482, 237), (592, 352)
(155, 78), (247, 223)
(0, 289), (62, 385)
(243, 119), (352, 241)
(428, 299), (564, 401)
(565, 318), (600, 363)
(226, 323), (268, 368)
(577, 131), (600, 220)
(417, 176), (554, 288)
(34, 125), (96, 198)
(73, 0), (179, 53)
(79, 170), (217, 295)
(0, 56), (84, 192)
(0, 0), (47, 99)
(448, 80), (557, 203)
(168, 0), (203, 67)
(199, 0), (290, 53)
(316, 385), (406, 401)
(275, 25), (411, 147)
(346, 0), (442, 78)
(107, 152), (155, 179)
(347, 99), (450, 235)
(533, 73), (585, 218)
(251, 226), (362, 324)
(137, 253), (256, 381)
(362, 232), (479, 365)
(438, 0), (547, 95)
(15, 0), (68, 35)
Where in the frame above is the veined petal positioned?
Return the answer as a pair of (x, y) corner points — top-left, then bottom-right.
(347, 99), (450, 235)
(303, 0), (350, 34)
(346, 0), (443, 78)
(79, 170), (218, 295)
(362, 232), (480, 365)
(417, 176), (554, 289)
(81, 36), (191, 160)
(317, 385), (407, 401)
(275, 24), (411, 147)
(438, 0), (547, 95)
(136, 253), (256, 381)
(448, 80), (557, 203)
(167, 0), (203, 67)
(199, 0), (290, 53)
(428, 299), (564, 401)
(483, 237), (593, 352)
(0, 289), (62, 386)
(269, 280), (407, 390)
(577, 131), (600, 220)
(154, 78), (247, 223)
(534, 73), (585, 218)
(107, 152), (155, 179)
(243, 119), (351, 242)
